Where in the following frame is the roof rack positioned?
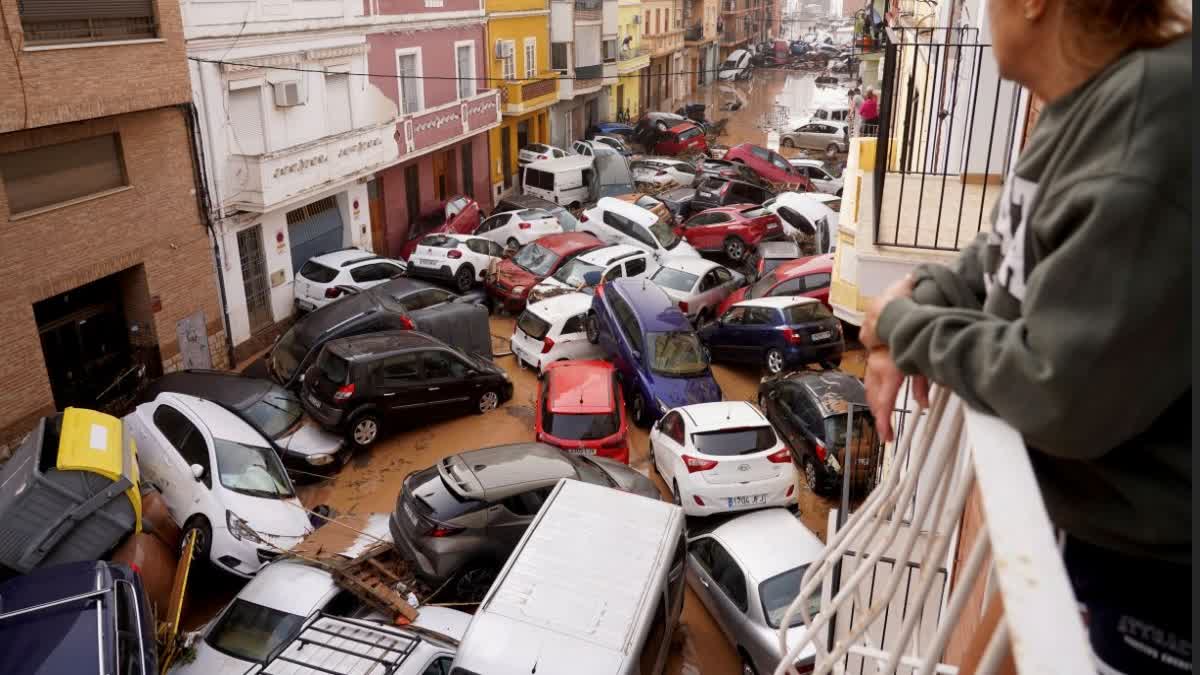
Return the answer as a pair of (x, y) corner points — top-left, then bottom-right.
(251, 612), (429, 675)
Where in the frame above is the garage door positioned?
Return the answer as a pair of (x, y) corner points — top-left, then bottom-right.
(286, 196), (345, 273)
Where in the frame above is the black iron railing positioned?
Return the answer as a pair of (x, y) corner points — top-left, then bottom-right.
(575, 63), (603, 79)
(873, 27), (1025, 251)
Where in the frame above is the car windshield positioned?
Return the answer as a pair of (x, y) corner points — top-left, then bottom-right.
(760, 565), (820, 628)
(651, 267), (699, 292)
(568, 454), (618, 487)
(513, 243), (561, 276)
(746, 272), (781, 300)
(242, 390), (303, 439)
(782, 303), (832, 323)
(722, 58), (739, 68)
(516, 309), (552, 340)
(648, 331), (708, 377)
(649, 219), (682, 249)
(552, 207), (581, 231)
(272, 328), (308, 382)
(691, 426), (777, 456)
(206, 599), (305, 663)
(552, 258), (603, 287)
(214, 439), (295, 498)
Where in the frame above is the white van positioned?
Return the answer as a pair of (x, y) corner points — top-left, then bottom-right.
(450, 479), (687, 675)
(521, 156), (596, 209)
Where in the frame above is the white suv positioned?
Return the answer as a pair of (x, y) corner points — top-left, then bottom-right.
(473, 208), (563, 251)
(579, 197), (700, 261)
(510, 292), (605, 375)
(294, 248), (407, 312)
(526, 243), (655, 305)
(650, 401), (797, 517)
(407, 233), (505, 292)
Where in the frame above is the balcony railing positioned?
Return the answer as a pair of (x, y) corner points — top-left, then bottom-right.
(575, 0), (601, 20)
(20, 13), (157, 45)
(499, 74), (559, 114)
(873, 28), (1023, 252)
(574, 63), (604, 79)
(775, 387), (1093, 675)
(645, 31), (684, 56)
(684, 24), (704, 42)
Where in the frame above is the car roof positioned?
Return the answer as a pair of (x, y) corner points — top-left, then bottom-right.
(456, 443), (578, 497)
(659, 257), (721, 276)
(667, 122), (700, 133)
(735, 296), (820, 310)
(525, 155), (594, 171)
(789, 370), (867, 413)
(144, 370), (274, 410)
(497, 194), (559, 210)
(235, 560), (340, 615)
(710, 508), (825, 582)
(525, 291), (593, 319)
(308, 248), (378, 268)
(527, 232), (598, 255)
(774, 253), (835, 279)
(578, 243), (644, 265)
(756, 240), (802, 257)
(611, 277), (690, 332)
(545, 361), (616, 414)
(789, 158), (825, 168)
(325, 329), (443, 360)
(676, 401), (767, 432)
(595, 196), (659, 226)
(443, 233), (493, 245)
(161, 392), (270, 446)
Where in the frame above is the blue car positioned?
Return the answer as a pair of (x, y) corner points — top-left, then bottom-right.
(585, 121), (636, 141)
(698, 296), (844, 374)
(586, 277), (722, 426)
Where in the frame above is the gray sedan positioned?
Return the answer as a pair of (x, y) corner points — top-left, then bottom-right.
(686, 507), (824, 675)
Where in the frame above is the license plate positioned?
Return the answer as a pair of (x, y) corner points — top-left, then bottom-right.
(305, 391), (323, 410)
(403, 500), (418, 527)
(568, 447), (597, 456)
(812, 331), (832, 341)
(728, 494), (767, 508)
(417, 258), (438, 267)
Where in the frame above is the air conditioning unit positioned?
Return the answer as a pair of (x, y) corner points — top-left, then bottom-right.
(495, 41), (514, 59)
(273, 80), (305, 107)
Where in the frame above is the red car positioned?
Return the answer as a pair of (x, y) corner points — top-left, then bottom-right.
(716, 252), (834, 315)
(676, 204), (784, 261)
(397, 195), (481, 260)
(722, 143), (815, 191)
(486, 232), (603, 312)
(653, 122), (709, 156)
(535, 360), (629, 463)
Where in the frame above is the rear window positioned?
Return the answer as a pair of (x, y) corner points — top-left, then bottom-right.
(781, 303), (832, 323)
(525, 169), (554, 191)
(206, 599), (305, 663)
(526, 144), (551, 153)
(420, 234), (456, 248)
(650, 266), (698, 292)
(408, 465), (486, 520)
(691, 426), (778, 456)
(543, 391), (619, 440)
(516, 309), (552, 340)
(298, 261), (338, 284)
(700, 178), (727, 193)
(316, 349), (350, 385)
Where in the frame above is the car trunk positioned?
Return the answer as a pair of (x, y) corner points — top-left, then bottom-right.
(411, 235), (458, 270)
(691, 426), (783, 485)
(296, 261), (338, 303)
(512, 308), (551, 358)
(399, 466), (485, 540)
(305, 349), (351, 406)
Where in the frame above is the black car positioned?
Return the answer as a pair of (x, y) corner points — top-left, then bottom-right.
(757, 370), (882, 496)
(268, 278), (488, 389)
(696, 159), (767, 187)
(691, 176), (774, 212)
(140, 370), (349, 473)
(301, 330), (513, 450)
(490, 194), (581, 232)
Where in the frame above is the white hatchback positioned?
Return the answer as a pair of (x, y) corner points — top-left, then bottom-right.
(518, 142), (569, 167)
(473, 208), (563, 251)
(580, 196), (700, 261)
(293, 249), (407, 312)
(649, 258), (745, 324)
(650, 401), (797, 517)
(509, 292), (605, 375)
(526, 243), (655, 305)
(407, 233), (505, 292)
(788, 158), (844, 195)
(631, 157), (699, 189)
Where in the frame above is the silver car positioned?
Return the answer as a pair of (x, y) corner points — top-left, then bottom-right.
(780, 120), (849, 157)
(649, 258), (744, 325)
(686, 507), (823, 675)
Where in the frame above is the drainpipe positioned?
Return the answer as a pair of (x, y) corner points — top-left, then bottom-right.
(180, 100), (238, 370)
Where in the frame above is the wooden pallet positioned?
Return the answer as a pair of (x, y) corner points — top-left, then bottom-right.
(331, 543), (424, 623)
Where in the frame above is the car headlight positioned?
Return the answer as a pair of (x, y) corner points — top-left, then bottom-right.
(226, 511), (261, 544)
(512, 285), (527, 295)
(655, 397), (670, 414)
(307, 453), (335, 466)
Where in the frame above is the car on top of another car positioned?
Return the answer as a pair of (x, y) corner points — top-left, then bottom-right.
(722, 144), (815, 191)
(510, 292), (605, 375)
(485, 232), (605, 313)
(648, 257), (744, 326)
(675, 204), (784, 262)
(716, 253), (834, 316)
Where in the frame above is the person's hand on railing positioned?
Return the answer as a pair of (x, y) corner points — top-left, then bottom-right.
(864, 348), (928, 442)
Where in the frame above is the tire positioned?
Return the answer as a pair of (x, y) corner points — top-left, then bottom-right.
(347, 411), (382, 450)
(454, 264), (475, 293)
(781, 137), (795, 148)
(764, 348), (785, 374)
(181, 516), (212, 564)
(585, 312), (600, 344)
(454, 564), (499, 603)
(630, 390), (650, 427)
(723, 237), (747, 261)
(475, 390), (500, 414)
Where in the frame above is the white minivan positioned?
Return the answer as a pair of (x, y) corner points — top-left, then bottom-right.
(521, 156), (596, 209)
(450, 479), (686, 675)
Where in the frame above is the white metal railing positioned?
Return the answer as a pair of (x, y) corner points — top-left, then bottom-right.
(773, 386), (1093, 675)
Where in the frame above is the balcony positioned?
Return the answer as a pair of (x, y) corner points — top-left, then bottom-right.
(719, 24), (748, 45)
(644, 30), (684, 57)
(684, 24), (706, 43)
(396, 89), (501, 158)
(499, 74), (560, 116)
(617, 45), (650, 74)
(776, 387), (1093, 674)
(573, 63), (604, 92)
(575, 0), (602, 21)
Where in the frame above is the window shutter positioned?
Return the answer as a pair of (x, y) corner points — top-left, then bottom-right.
(456, 45), (475, 99)
(398, 54), (420, 114)
(325, 73), (352, 135)
(0, 134), (126, 214)
(229, 87), (265, 155)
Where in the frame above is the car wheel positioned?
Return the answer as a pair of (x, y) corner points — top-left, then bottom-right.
(454, 564), (499, 603)
(585, 312), (600, 344)
(505, 237), (520, 253)
(181, 516), (212, 563)
(765, 348), (785, 374)
(348, 412), (381, 450)
(476, 390), (500, 414)
(724, 237), (747, 261)
(630, 390), (649, 427)
(672, 480), (682, 507)
(454, 264), (475, 293)
(781, 137), (795, 148)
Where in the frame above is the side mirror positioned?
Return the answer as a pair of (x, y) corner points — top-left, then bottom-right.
(190, 464), (205, 480)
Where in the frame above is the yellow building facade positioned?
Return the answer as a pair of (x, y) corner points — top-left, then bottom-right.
(486, 0), (559, 198)
(610, 0), (650, 119)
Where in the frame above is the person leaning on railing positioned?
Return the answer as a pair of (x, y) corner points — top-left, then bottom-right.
(857, 1), (1191, 673)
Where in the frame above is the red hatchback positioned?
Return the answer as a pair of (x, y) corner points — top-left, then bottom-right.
(535, 360), (629, 463)
(676, 204), (784, 261)
(653, 122), (709, 156)
(397, 196), (481, 260)
(722, 143), (814, 191)
(716, 252), (835, 315)
(486, 232), (603, 312)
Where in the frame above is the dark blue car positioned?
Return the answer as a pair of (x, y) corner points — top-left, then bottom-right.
(586, 277), (722, 426)
(0, 561), (158, 675)
(698, 296), (844, 374)
(585, 122), (636, 141)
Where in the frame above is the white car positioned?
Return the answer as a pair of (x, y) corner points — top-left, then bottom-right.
(571, 139), (621, 159)
(718, 49), (752, 80)
(406, 233), (505, 292)
(762, 191), (839, 254)
(779, 120), (849, 156)
(173, 559), (471, 675)
(579, 196), (700, 261)
(631, 157), (699, 189)
(473, 208), (563, 250)
(518, 142), (568, 167)
(125, 393), (312, 577)
(788, 158), (844, 195)
(649, 258), (745, 324)
(510, 292), (606, 375)
(650, 401), (797, 517)
(526, 243), (654, 305)
(592, 134), (632, 156)
(294, 248), (406, 312)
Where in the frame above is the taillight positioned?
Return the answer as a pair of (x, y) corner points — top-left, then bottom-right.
(538, 154), (548, 160)
(786, 484), (795, 497)
(782, 327), (803, 344)
(541, 336), (555, 354)
(334, 384), (355, 401)
(757, 258), (765, 274)
(447, 249), (462, 259)
(324, 287), (342, 299)
(693, 495), (705, 506)
(426, 524), (463, 537)
(399, 316), (415, 330)
(814, 441), (827, 461)
(580, 213), (589, 222)
(682, 454), (719, 473)
(519, 222), (532, 229)
(768, 448), (792, 463)
(678, 301), (689, 313)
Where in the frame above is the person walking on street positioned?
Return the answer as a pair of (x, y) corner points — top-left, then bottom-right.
(858, 1), (1191, 673)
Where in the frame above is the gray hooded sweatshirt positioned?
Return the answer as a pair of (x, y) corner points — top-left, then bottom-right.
(876, 37), (1191, 564)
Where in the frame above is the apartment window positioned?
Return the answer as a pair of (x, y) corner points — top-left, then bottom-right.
(551, 42), (569, 71)
(645, 11), (651, 33)
(500, 40), (516, 81)
(656, 9), (662, 33)
(456, 42), (476, 99)
(325, 72), (352, 135)
(0, 134), (127, 215)
(397, 50), (423, 115)
(228, 86), (265, 155)
(18, 0), (157, 45)
(524, 38), (537, 79)
(603, 39), (617, 62)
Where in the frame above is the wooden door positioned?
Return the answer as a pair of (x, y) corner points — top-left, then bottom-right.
(433, 151), (449, 201)
(368, 178), (385, 253)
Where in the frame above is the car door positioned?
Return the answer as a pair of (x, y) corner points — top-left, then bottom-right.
(147, 403), (213, 522)
(768, 276), (803, 299)
(689, 212), (733, 251)
(474, 213), (509, 243)
(708, 306), (745, 359)
(649, 411), (686, 483)
(687, 536), (749, 645)
(487, 485), (554, 552)
(419, 349), (476, 410)
(374, 352), (427, 412)
(623, 254), (649, 280)
(801, 270), (832, 305)
(796, 124), (820, 149)
(694, 269), (725, 316)
(556, 313), (596, 361)
(740, 306), (779, 363)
